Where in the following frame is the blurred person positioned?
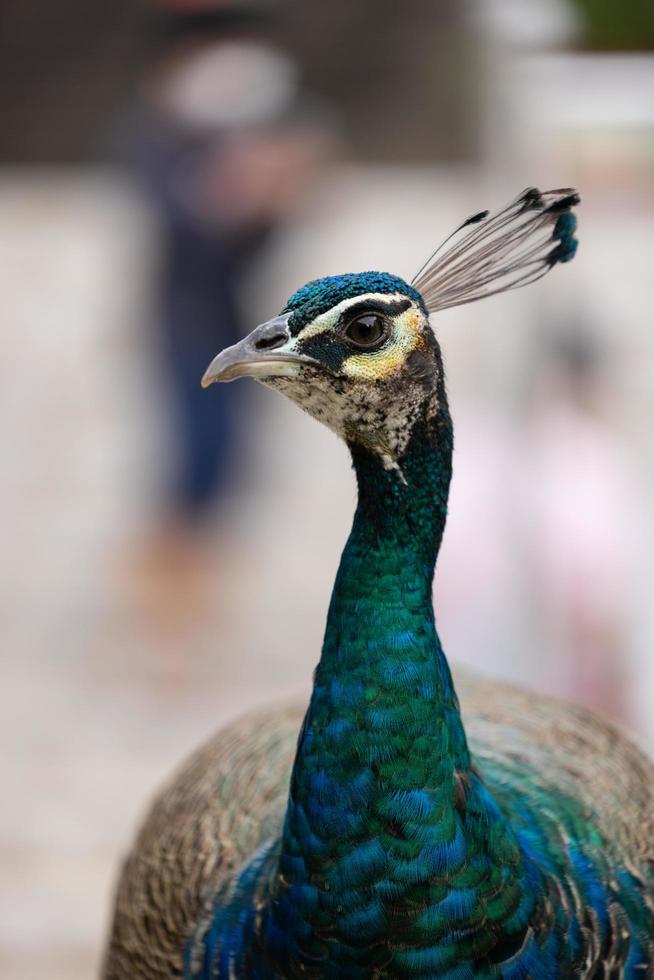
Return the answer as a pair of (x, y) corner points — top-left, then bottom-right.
(437, 324), (641, 728)
(123, 9), (333, 618)
(436, 401), (526, 684)
(517, 328), (641, 723)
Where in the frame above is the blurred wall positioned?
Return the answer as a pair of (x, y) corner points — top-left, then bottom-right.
(0, 0), (148, 162)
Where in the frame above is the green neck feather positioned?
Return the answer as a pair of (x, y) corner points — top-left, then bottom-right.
(262, 384), (535, 971)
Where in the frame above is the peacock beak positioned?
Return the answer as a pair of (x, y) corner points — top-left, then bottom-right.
(201, 314), (318, 387)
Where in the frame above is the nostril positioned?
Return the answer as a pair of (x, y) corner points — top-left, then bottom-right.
(254, 332), (288, 351)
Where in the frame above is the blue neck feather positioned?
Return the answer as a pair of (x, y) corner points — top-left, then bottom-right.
(211, 392), (547, 976)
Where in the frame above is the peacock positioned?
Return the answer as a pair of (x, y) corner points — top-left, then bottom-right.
(104, 188), (654, 979)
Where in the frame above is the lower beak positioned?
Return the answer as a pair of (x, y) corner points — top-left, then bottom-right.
(201, 315), (318, 387)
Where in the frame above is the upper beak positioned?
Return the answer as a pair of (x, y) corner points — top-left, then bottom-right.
(201, 314), (318, 387)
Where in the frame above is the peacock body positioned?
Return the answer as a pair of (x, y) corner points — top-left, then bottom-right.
(104, 189), (654, 979)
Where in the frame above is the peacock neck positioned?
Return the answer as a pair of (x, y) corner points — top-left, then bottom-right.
(320, 402), (468, 789)
(312, 395), (471, 801)
(305, 409), (474, 827)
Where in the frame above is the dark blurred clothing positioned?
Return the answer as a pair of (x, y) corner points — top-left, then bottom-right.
(135, 113), (271, 516)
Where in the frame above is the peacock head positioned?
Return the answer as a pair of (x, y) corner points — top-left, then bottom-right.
(202, 188), (580, 471)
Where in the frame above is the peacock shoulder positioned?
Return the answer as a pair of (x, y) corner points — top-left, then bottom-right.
(458, 673), (654, 872)
(103, 674), (653, 979)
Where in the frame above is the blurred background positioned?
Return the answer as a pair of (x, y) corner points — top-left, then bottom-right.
(1, 1), (653, 976)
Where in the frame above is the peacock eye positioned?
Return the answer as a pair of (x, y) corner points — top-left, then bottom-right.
(342, 314), (388, 351)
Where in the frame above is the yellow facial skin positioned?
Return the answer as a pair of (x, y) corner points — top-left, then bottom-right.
(342, 305), (426, 382)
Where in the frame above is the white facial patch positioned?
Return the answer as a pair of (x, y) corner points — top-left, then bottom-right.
(295, 292), (411, 343)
